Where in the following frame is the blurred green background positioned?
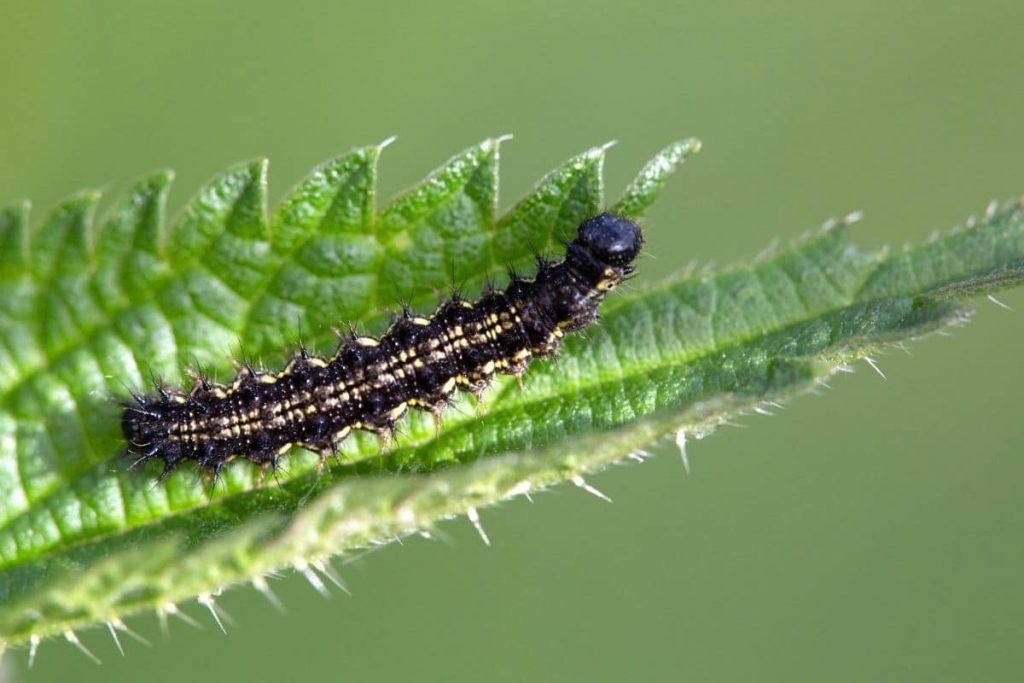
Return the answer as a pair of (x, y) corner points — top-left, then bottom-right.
(3, 1), (1023, 681)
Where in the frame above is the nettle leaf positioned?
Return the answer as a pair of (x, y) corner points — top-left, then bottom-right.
(1, 137), (1023, 662)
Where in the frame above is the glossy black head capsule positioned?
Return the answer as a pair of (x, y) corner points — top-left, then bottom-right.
(577, 213), (643, 267)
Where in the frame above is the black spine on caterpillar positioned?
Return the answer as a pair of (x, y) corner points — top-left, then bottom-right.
(122, 213), (643, 478)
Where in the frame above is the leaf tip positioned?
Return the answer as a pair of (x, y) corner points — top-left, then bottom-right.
(820, 210), (865, 234)
(223, 157), (270, 187)
(2, 198), (31, 215)
(68, 188), (105, 207)
(611, 137), (702, 219)
(581, 140), (617, 162)
(146, 168), (176, 188)
(252, 157), (271, 181)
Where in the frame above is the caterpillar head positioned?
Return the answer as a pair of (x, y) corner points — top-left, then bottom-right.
(577, 213), (643, 269)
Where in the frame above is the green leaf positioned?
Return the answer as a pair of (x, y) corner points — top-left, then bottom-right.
(0, 138), (1021, 657)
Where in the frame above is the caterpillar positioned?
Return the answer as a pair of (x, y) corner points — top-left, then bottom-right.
(122, 213), (643, 478)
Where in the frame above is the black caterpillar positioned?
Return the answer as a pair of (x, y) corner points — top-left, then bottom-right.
(123, 213), (643, 478)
